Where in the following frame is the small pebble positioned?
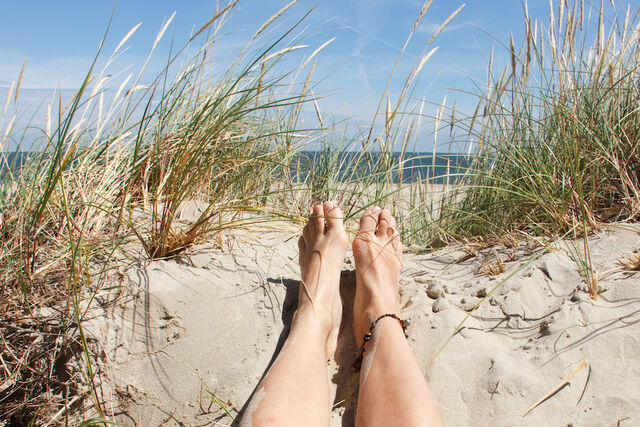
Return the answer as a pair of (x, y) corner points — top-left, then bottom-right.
(571, 291), (591, 302)
(461, 297), (479, 311)
(427, 284), (444, 299)
(432, 297), (448, 313)
(539, 321), (551, 336)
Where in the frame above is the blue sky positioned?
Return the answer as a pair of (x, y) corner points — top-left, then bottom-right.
(0, 0), (635, 150)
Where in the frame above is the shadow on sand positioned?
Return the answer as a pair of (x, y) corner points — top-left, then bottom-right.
(234, 270), (360, 426)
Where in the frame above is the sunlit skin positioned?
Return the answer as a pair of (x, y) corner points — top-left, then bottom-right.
(241, 202), (441, 426)
(352, 206), (441, 427)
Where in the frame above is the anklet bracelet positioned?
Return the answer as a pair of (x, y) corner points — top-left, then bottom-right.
(355, 313), (410, 355)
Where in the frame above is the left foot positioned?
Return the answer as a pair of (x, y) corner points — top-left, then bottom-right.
(295, 201), (348, 358)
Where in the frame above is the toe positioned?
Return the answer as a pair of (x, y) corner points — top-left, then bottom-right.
(390, 228), (402, 252)
(323, 200), (335, 212)
(386, 213), (398, 238)
(310, 204), (325, 237)
(388, 212), (397, 228)
(324, 201), (344, 234)
(376, 208), (392, 238)
(358, 206), (380, 236)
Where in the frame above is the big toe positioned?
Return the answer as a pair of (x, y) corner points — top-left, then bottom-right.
(323, 201), (345, 234)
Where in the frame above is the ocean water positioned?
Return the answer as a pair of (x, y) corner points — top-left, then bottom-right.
(2, 151), (32, 171)
(290, 151), (470, 184)
(3, 151), (470, 184)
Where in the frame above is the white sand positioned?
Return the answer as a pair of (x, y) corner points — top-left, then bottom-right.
(87, 222), (640, 425)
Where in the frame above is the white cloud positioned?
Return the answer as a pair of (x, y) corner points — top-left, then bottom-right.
(417, 19), (477, 35)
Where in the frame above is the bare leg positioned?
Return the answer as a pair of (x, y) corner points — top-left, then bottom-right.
(240, 201), (348, 427)
(352, 206), (441, 427)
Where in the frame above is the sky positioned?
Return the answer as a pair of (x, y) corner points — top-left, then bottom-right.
(0, 0), (636, 151)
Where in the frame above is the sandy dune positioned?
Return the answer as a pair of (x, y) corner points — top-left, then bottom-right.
(87, 222), (640, 426)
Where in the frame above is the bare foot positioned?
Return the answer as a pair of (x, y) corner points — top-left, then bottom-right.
(296, 201), (348, 358)
(352, 206), (403, 343)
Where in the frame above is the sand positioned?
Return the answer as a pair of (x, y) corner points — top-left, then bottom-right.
(86, 221), (640, 426)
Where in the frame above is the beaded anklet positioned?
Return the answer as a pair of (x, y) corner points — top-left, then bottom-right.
(354, 313), (410, 370)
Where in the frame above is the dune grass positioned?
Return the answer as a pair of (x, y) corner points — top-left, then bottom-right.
(2, 0), (639, 423)
(445, 0), (640, 238)
(434, 0), (640, 296)
(0, 0), (459, 419)
(0, 2), (330, 422)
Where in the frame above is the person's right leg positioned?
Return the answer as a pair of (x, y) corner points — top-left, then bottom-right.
(240, 201), (347, 427)
(352, 206), (441, 427)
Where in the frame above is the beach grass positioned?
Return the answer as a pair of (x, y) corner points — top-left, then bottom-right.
(444, 0), (640, 239)
(1, 0), (639, 423)
(434, 0), (640, 298)
(0, 3), (327, 422)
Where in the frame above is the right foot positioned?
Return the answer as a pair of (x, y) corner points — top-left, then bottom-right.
(352, 206), (403, 345)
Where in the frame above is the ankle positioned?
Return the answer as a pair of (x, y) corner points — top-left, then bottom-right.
(293, 306), (334, 335)
(289, 310), (334, 357)
(353, 298), (399, 335)
(353, 313), (410, 367)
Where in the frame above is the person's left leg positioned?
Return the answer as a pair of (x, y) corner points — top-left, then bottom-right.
(240, 201), (348, 427)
